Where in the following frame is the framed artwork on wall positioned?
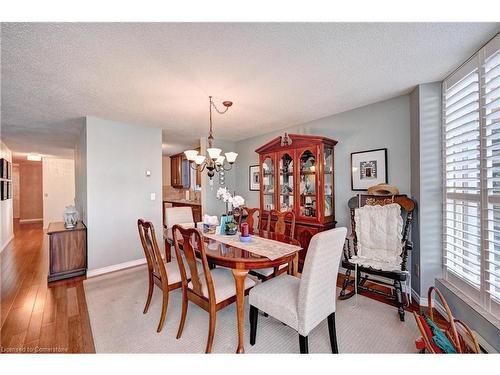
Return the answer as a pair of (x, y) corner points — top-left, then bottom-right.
(249, 165), (260, 191)
(0, 158), (7, 179)
(1, 180), (7, 201)
(351, 148), (388, 191)
(7, 181), (12, 199)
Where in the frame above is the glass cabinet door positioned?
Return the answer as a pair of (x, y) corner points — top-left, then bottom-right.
(299, 149), (317, 218)
(324, 147), (334, 217)
(279, 152), (294, 212)
(262, 156), (275, 211)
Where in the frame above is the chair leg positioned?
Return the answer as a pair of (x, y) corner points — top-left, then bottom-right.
(327, 312), (339, 354)
(157, 290), (169, 333)
(164, 239), (172, 262)
(339, 268), (354, 300)
(205, 307), (217, 353)
(394, 280), (405, 322)
(249, 305), (258, 346)
(299, 335), (309, 354)
(176, 288), (188, 339)
(143, 273), (154, 314)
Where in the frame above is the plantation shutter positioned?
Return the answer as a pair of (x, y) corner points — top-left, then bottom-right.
(443, 57), (482, 295)
(483, 38), (500, 314)
(443, 33), (500, 316)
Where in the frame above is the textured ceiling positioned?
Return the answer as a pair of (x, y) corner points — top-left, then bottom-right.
(1, 22), (499, 157)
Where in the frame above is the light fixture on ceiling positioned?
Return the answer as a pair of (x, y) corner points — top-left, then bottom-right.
(184, 96), (238, 182)
(27, 153), (42, 161)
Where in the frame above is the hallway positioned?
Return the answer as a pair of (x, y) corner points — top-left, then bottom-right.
(0, 221), (95, 353)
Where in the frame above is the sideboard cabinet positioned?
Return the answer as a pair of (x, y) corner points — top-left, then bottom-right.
(255, 134), (337, 269)
(47, 221), (87, 283)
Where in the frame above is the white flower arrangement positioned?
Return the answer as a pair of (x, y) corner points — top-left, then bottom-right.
(216, 187), (245, 209)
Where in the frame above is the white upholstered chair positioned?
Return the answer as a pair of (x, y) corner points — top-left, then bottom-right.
(249, 227), (347, 353)
(164, 206), (194, 262)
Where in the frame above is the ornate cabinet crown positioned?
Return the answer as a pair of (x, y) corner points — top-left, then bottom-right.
(255, 133), (337, 269)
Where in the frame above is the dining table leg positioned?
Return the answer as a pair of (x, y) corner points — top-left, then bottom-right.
(291, 253), (299, 276)
(231, 268), (249, 354)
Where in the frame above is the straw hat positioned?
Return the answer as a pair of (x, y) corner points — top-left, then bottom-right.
(367, 183), (400, 196)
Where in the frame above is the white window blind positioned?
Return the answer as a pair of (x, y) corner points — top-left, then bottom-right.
(484, 47), (500, 314)
(443, 33), (500, 317)
(444, 63), (481, 293)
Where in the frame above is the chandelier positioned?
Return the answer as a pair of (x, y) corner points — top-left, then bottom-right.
(184, 96), (238, 181)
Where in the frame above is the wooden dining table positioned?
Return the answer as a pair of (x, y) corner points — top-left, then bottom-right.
(198, 229), (302, 353)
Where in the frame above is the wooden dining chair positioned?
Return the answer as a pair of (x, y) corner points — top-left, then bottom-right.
(238, 207), (261, 234)
(251, 209), (296, 281)
(249, 227), (347, 353)
(267, 209), (296, 238)
(172, 225), (256, 353)
(137, 218), (190, 333)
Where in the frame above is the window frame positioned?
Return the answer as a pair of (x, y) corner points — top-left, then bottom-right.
(442, 34), (500, 318)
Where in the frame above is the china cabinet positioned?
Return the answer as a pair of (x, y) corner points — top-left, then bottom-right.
(255, 134), (337, 269)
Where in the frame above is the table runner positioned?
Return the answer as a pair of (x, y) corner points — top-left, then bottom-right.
(203, 233), (301, 261)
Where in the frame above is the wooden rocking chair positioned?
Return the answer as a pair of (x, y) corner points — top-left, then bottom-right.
(339, 194), (415, 321)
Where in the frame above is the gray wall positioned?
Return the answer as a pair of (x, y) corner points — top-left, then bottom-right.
(233, 95), (411, 228)
(74, 121), (87, 223)
(84, 117), (163, 271)
(410, 87), (421, 295)
(410, 82), (443, 300)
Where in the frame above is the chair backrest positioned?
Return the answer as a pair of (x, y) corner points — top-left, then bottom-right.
(172, 225), (215, 301)
(137, 219), (168, 287)
(348, 194), (415, 270)
(267, 209), (296, 238)
(297, 227), (347, 336)
(164, 206), (194, 229)
(239, 207), (261, 234)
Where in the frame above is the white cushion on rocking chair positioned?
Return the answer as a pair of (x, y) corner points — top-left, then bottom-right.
(349, 256), (402, 273)
(354, 203), (403, 268)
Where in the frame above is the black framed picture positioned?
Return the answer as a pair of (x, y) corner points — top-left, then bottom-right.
(249, 165), (260, 191)
(0, 180), (7, 201)
(7, 181), (12, 199)
(0, 158), (7, 179)
(351, 148), (388, 191)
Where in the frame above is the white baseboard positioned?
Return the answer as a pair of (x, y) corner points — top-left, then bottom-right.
(0, 234), (14, 253)
(87, 257), (147, 278)
(19, 218), (43, 224)
(411, 289), (430, 306)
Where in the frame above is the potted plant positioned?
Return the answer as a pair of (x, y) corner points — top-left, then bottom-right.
(216, 187), (245, 235)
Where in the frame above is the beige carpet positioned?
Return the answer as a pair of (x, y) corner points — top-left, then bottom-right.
(84, 265), (420, 353)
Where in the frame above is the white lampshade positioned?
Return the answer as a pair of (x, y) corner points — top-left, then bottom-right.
(184, 149), (199, 161)
(194, 155), (206, 165)
(215, 155), (225, 165)
(207, 148), (222, 159)
(225, 152), (238, 163)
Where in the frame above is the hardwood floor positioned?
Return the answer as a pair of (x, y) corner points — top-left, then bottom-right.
(1, 220), (95, 353)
